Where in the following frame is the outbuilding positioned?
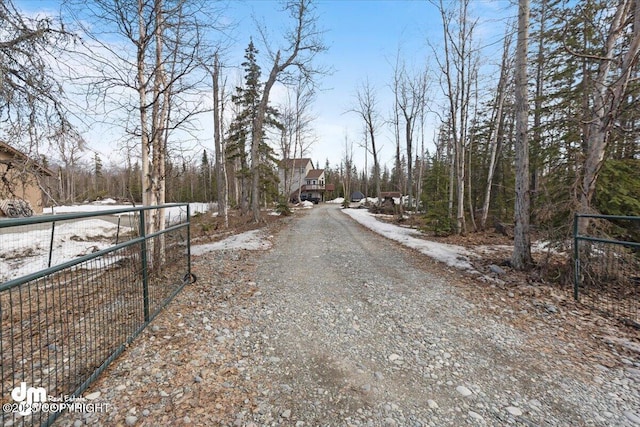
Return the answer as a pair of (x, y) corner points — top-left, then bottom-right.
(350, 191), (365, 202)
(0, 141), (55, 216)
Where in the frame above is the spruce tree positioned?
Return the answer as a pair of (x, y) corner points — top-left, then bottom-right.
(227, 39), (280, 214)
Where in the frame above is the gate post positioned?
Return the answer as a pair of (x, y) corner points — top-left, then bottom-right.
(139, 210), (150, 322)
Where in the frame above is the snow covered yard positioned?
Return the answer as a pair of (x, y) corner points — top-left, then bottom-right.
(0, 202), (212, 283)
(0, 218), (133, 282)
(48, 200), (212, 224)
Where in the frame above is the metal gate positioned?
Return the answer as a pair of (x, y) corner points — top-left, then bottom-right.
(1, 204), (195, 426)
(574, 214), (640, 327)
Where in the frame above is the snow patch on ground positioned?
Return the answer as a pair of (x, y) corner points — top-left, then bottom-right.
(326, 197), (344, 204)
(299, 201), (314, 209)
(191, 229), (272, 255)
(342, 208), (476, 271)
(1, 219), (132, 282)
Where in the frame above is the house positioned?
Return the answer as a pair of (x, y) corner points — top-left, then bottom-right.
(0, 141), (55, 216)
(278, 158), (330, 203)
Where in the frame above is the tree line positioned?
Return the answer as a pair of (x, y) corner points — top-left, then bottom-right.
(339, 0), (640, 269)
(2, 0), (639, 270)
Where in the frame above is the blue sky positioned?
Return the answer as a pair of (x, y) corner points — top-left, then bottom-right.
(226, 0), (514, 171)
(15, 0), (515, 172)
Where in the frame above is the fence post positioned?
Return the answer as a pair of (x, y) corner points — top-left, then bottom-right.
(48, 221), (56, 268)
(139, 210), (150, 322)
(186, 204), (192, 280)
(573, 213), (580, 301)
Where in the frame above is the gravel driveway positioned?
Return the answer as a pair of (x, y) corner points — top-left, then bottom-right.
(232, 205), (639, 426)
(57, 204), (639, 427)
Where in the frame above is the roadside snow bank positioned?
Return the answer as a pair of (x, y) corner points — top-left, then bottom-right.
(342, 208), (476, 272)
(191, 229), (272, 255)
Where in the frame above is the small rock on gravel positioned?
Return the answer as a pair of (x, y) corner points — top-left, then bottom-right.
(125, 415), (138, 426)
(623, 411), (640, 424)
(84, 391), (100, 400)
(506, 406), (523, 416)
(489, 265), (506, 275)
(456, 385), (473, 397)
(469, 410), (484, 421)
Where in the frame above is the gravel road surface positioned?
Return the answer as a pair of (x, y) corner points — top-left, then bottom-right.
(57, 204), (640, 427)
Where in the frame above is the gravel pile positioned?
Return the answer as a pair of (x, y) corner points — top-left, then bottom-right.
(56, 205), (639, 426)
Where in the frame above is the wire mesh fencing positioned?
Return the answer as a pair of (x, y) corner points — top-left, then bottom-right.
(0, 204), (194, 427)
(574, 214), (640, 327)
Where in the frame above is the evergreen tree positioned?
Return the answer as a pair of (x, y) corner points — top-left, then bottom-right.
(200, 149), (210, 202)
(227, 39), (281, 214)
(92, 153), (104, 200)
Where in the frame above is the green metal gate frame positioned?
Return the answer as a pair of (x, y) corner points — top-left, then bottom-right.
(573, 213), (640, 325)
(1, 204), (195, 427)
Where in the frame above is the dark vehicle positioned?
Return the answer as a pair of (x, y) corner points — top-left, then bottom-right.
(298, 194), (320, 204)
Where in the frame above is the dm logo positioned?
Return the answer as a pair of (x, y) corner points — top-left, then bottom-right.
(11, 382), (47, 415)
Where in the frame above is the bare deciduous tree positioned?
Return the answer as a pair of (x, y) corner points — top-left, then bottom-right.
(51, 128), (86, 204)
(0, 0), (69, 141)
(66, 0), (216, 240)
(250, 0), (326, 222)
(395, 63), (429, 210)
(432, 0), (479, 235)
(341, 134), (354, 207)
(351, 79), (382, 206)
(1, 0), (72, 204)
(279, 78), (316, 201)
(212, 53), (229, 228)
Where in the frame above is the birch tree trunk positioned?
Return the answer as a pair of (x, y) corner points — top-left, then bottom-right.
(447, 131), (454, 218)
(154, 0), (169, 263)
(213, 54), (228, 228)
(137, 0), (155, 238)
